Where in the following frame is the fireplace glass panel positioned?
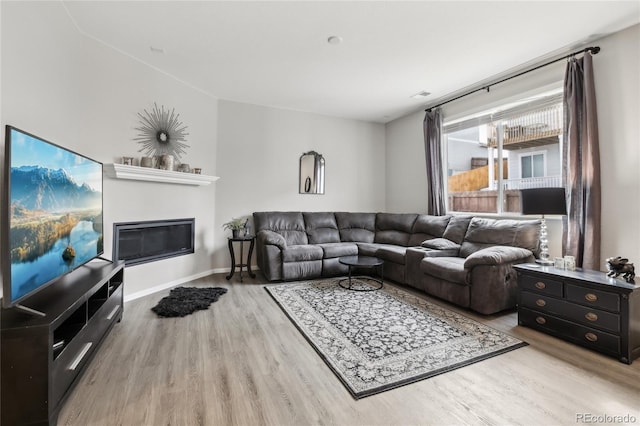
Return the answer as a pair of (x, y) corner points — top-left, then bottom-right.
(113, 219), (195, 266)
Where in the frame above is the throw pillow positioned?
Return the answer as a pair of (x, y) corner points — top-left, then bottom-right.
(421, 238), (461, 250)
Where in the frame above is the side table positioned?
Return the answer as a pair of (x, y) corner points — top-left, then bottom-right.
(226, 235), (256, 282)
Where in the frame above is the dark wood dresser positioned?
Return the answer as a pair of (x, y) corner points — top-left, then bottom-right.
(514, 263), (640, 364)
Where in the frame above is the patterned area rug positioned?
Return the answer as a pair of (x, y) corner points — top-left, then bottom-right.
(265, 279), (526, 399)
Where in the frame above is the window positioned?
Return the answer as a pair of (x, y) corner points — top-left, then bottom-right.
(444, 92), (563, 214)
(520, 152), (545, 178)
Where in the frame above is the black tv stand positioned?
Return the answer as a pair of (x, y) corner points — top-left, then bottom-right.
(1, 260), (125, 425)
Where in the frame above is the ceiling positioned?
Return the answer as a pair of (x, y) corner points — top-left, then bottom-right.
(62, 1), (640, 123)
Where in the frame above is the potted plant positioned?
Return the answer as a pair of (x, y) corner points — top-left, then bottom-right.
(222, 217), (246, 238)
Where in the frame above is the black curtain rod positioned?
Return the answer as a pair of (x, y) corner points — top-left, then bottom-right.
(425, 46), (600, 112)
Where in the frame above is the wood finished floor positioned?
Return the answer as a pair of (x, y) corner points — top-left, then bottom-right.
(58, 273), (640, 426)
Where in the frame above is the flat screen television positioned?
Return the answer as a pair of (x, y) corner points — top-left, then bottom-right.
(1, 126), (104, 310)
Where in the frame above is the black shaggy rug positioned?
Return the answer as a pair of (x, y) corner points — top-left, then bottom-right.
(151, 286), (228, 318)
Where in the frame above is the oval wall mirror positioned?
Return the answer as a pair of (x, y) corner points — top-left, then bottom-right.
(299, 151), (325, 194)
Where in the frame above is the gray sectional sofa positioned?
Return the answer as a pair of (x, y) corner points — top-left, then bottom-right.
(253, 211), (540, 314)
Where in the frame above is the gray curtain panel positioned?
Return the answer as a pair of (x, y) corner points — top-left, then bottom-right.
(423, 109), (446, 215)
(562, 52), (601, 269)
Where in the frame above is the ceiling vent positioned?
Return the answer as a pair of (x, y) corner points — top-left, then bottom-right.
(411, 91), (431, 99)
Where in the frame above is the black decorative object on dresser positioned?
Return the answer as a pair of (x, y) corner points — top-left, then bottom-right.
(1, 260), (125, 425)
(514, 263), (639, 364)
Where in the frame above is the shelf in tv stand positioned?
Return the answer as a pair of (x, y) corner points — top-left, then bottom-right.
(1, 259), (125, 425)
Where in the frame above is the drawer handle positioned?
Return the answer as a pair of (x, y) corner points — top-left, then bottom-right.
(585, 312), (598, 322)
(585, 332), (598, 342)
(585, 293), (598, 302)
(67, 342), (93, 371)
(106, 305), (121, 321)
(535, 316), (546, 325)
(535, 299), (546, 307)
(535, 281), (546, 290)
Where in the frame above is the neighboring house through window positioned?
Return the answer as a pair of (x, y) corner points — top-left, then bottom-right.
(444, 90), (563, 214)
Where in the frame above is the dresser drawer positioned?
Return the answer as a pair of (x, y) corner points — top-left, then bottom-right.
(520, 275), (563, 297)
(519, 308), (620, 356)
(521, 291), (620, 334)
(521, 291), (566, 315)
(566, 283), (620, 312)
(563, 303), (620, 334)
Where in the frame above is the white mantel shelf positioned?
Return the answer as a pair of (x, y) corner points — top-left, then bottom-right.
(104, 163), (220, 186)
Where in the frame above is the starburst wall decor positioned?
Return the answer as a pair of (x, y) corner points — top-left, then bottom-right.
(134, 103), (190, 160)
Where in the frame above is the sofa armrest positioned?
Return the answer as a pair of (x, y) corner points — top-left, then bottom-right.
(256, 230), (287, 250)
(464, 246), (533, 268)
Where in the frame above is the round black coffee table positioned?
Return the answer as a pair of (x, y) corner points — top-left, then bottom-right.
(338, 255), (384, 291)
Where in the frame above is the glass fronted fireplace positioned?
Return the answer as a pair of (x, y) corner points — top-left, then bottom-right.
(113, 218), (194, 266)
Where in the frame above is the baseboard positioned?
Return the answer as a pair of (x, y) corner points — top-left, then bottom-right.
(123, 265), (259, 302)
(123, 269), (216, 302)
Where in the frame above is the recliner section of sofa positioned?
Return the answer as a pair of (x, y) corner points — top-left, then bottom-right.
(254, 211), (316, 281)
(415, 217), (541, 314)
(253, 211), (540, 314)
(304, 212), (358, 277)
(405, 215), (472, 290)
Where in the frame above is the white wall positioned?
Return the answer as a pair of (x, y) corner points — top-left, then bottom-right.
(385, 24), (640, 269)
(213, 100), (385, 270)
(1, 2), (386, 298)
(595, 24), (640, 267)
(384, 111), (428, 213)
(1, 2), (219, 298)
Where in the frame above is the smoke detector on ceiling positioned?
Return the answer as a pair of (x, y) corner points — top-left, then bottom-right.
(327, 36), (343, 45)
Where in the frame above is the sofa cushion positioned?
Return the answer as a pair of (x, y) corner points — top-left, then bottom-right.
(253, 211), (309, 245)
(442, 216), (473, 244)
(318, 242), (358, 259)
(335, 212), (376, 242)
(421, 238), (461, 251)
(283, 261), (322, 280)
(355, 242), (382, 257)
(408, 215), (451, 246)
(464, 246), (533, 268)
(303, 212), (340, 244)
(459, 217), (541, 258)
(421, 257), (469, 285)
(374, 213), (417, 246)
(377, 245), (408, 265)
(355, 242), (404, 261)
(282, 245), (324, 262)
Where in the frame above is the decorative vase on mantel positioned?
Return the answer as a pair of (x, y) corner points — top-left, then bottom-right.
(158, 154), (174, 171)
